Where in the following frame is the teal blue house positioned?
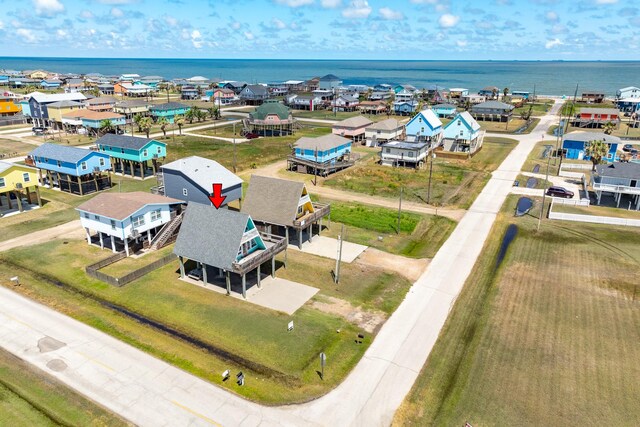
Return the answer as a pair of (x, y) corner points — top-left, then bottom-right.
(432, 103), (457, 118)
(442, 112), (484, 153)
(405, 109), (443, 143)
(95, 134), (167, 179)
(149, 102), (189, 123)
(293, 134), (352, 164)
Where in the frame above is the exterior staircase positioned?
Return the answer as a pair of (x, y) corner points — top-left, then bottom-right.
(149, 211), (184, 251)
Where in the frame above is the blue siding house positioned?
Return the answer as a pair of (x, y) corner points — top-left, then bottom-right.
(290, 134), (353, 175)
(27, 143), (112, 194)
(405, 109), (443, 143)
(394, 101), (419, 116)
(442, 112), (484, 153)
(96, 134), (167, 179)
(562, 131), (621, 162)
(432, 103), (457, 118)
(149, 102), (190, 123)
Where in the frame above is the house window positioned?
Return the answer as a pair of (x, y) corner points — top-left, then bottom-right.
(94, 215), (100, 220)
(385, 148), (391, 153)
(182, 188), (188, 196)
(84, 213), (89, 219)
(23, 173), (30, 182)
(143, 149), (148, 157)
(110, 220), (116, 230)
(157, 147), (162, 154)
(297, 205), (304, 216)
(99, 158), (105, 167)
(81, 162), (87, 170)
(57, 160), (61, 167)
(132, 215), (145, 228)
(121, 148), (125, 153)
(408, 152), (414, 157)
(150, 209), (161, 221)
(0, 177), (6, 188)
(458, 120), (461, 126)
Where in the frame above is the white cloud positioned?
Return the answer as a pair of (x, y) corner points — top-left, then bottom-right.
(545, 11), (558, 21)
(191, 30), (202, 48)
(97, 0), (138, 4)
(79, 10), (94, 19)
(274, 0), (314, 7)
(0, 21), (4, 30)
(33, 0), (65, 16)
(111, 7), (124, 17)
(17, 28), (37, 43)
(438, 13), (459, 28)
(272, 18), (287, 29)
(342, 0), (372, 19)
(244, 31), (255, 40)
(231, 22), (241, 30)
(379, 7), (404, 20)
(410, 0), (438, 3)
(321, 0), (342, 7)
(456, 39), (468, 47)
(595, 0), (618, 3)
(165, 16), (178, 27)
(545, 38), (563, 49)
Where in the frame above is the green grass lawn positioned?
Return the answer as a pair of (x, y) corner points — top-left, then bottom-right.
(553, 203), (640, 219)
(0, 348), (128, 426)
(558, 122), (640, 138)
(0, 177), (155, 243)
(514, 174), (551, 189)
(99, 244), (175, 277)
(521, 140), (566, 176)
(479, 118), (536, 134)
(394, 195), (640, 426)
(0, 236), (410, 403)
(324, 137), (517, 209)
(0, 138), (37, 157)
(319, 200), (457, 258)
(513, 100), (554, 117)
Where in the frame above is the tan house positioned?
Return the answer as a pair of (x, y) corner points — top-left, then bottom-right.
(365, 119), (405, 146)
(47, 100), (86, 126)
(85, 96), (118, 112)
(332, 115), (373, 143)
(358, 100), (388, 115)
(28, 70), (49, 80)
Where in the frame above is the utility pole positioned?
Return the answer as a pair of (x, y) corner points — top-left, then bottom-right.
(232, 122), (237, 173)
(563, 83), (579, 134)
(537, 134), (552, 232)
(397, 187), (403, 234)
(554, 108), (563, 166)
(427, 150), (435, 204)
(334, 224), (344, 284)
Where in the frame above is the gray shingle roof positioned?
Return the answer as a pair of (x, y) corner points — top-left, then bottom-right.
(242, 84), (268, 96)
(320, 74), (340, 81)
(95, 134), (164, 150)
(76, 191), (181, 220)
(47, 100), (84, 108)
(595, 162), (640, 179)
(334, 115), (373, 129)
(149, 102), (189, 112)
(174, 204), (250, 271)
(30, 143), (103, 164)
(161, 156), (242, 192)
(241, 175), (305, 227)
(579, 108), (619, 115)
(563, 131), (622, 144)
(472, 101), (515, 111)
(294, 134), (351, 151)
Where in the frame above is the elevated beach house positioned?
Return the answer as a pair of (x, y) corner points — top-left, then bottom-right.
(471, 101), (514, 122)
(591, 162), (640, 208)
(0, 161), (41, 214)
(442, 112), (485, 153)
(358, 100), (388, 115)
(616, 86), (640, 100)
(580, 91), (606, 104)
(432, 103), (457, 118)
(46, 100), (85, 128)
(393, 100), (419, 116)
(318, 74), (342, 90)
(149, 102), (189, 123)
(380, 141), (430, 168)
(26, 143), (111, 195)
(242, 175), (330, 249)
(448, 88), (469, 99)
(114, 99), (151, 121)
(332, 94), (360, 112)
(246, 100), (295, 136)
(174, 203), (287, 299)
(85, 96), (118, 112)
(77, 192), (183, 256)
(332, 115), (373, 143)
(561, 131), (621, 162)
(239, 84), (269, 105)
(405, 109), (443, 144)
(157, 156), (242, 208)
(95, 134), (167, 179)
(28, 92), (87, 128)
(289, 133), (353, 176)
(365, 118), (405, 146)
(79, 110), (126, 135)
(571, 108), (620, 129)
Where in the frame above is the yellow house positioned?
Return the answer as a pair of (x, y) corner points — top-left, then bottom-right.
(0, 97), (21, 117)
(29, 70), (49, 80)
(0, 161), (41, 213)
(47, 100), (86, 124)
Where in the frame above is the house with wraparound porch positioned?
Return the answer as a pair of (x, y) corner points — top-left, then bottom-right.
(591, 162), (640, 208)
(95, 134), (167, 179)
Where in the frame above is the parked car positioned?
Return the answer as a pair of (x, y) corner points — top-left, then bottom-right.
(244, 132), (259, 139)
(623, 144), (635, 152)
(546, 186), (574, 198)
(187, 268), (203, 280)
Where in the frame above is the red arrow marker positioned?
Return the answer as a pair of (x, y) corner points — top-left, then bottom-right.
(208, 183), (226, 209)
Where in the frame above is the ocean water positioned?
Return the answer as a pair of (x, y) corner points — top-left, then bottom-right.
(1, 57), (638, 96)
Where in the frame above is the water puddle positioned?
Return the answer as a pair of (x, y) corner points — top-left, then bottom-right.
(496, 224), (518, 269)
(38, 336), (66, 353)
(525, 177), (538, 188)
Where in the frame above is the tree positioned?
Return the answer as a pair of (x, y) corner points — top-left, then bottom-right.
(196, 108), (207, 122)
(175, 115), (185, 135)
(208, 106), (220, 120)
(157, 117), (169, 139)
(584, 139), (610, 171)
(185, 106), (199, 124)
(139, 116), (153, 138)
(133, 113), (144, 132)
(464, 99), (472, 111)
(99, 119), (114, 135)
(90, 87), (101, 98)
(603, 121), (615, 135)
(503, 87), (509, 100)
(492, 88), (498, 100)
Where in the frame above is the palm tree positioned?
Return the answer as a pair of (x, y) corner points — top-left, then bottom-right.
(584, 139), (610, 171)
(492, 88), (498, 100)
(90, 87), (101, 98)
(185, 106), (199, 124)
(175, 115), (185, 135)
(503, 87), (509, 100)
(196, 108), (207, 122)
(464, 99), (472, 111)
(603, 121), (615, 135)
(208, 106), (220, 120)
(133, 113), (144, 132)
(157, 117), (169, 139)
(99, 119), (114, 135)
(139, 117), (153, 138)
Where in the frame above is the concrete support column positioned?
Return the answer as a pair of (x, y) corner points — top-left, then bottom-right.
(85, 227), (91, 244)
(218, 268), (223, 278)
(298, 228), (303, 249)
(257, 264), (261, 288)
(242, 274), (246, 299)
(111, 236), (116, 253)
(140, 162), (145, 179)
(147, 230), (152, 244)
(202, 263), (208, 285)
(308, 225), (313, 242)
(124, 238), (130, 257)
(15, 191), (23, 212)
(35, 186), (42, 207)
(99, 232), (104, 249)
(271, 256), (276, 278)
(178, 256), (185, 278)
(78, 176), (84, 196)
(26, 187), (32, 205)
(225, 271), (231, 295)
(285, 227), (289, 245)
(129, 161), (134, 178)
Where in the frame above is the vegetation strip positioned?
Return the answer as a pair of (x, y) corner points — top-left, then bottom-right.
(1, 258), (295, 383)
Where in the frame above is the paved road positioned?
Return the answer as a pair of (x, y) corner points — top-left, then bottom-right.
(0, 220), (84, 253)
(0, 102), (562, 426)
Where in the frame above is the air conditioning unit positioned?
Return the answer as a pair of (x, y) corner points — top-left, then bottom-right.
(130, 229), (140, 238)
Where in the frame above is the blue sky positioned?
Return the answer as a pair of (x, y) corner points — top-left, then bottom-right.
(0, 0), (638, 60)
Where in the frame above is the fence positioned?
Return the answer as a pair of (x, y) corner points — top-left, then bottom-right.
(559, 163), (591, 179)
(86, 252), (177, 287)
(549, 201), (640, 227)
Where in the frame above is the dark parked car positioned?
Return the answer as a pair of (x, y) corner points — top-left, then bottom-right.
(546, 186), (574, 198)
(244, 132), (259, 139)
(623, 144), (635, 152)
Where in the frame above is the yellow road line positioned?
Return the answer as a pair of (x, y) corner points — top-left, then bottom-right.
(172, 400), (223, 426)
(77, 351), (115, 372)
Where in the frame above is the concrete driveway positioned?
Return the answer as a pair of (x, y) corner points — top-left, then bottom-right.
(289, 235), (367, 263)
